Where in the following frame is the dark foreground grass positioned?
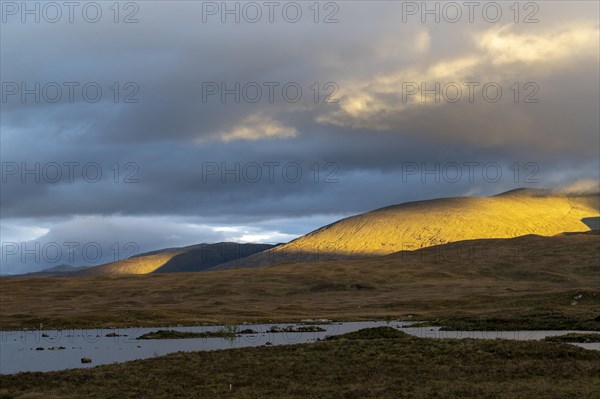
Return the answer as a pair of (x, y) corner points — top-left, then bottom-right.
(1, 327), (599, 399)
(545, 333), (600, 343)
(417, 309), (600, 331)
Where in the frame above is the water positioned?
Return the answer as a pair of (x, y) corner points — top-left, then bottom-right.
(1, 322), (597, 374)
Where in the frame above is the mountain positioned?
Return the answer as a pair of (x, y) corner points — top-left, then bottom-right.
(42, 264), (89, 273)
(74, 242), (275, 275)
(4, 264), (90, 278)
(211, 189), (599, 270)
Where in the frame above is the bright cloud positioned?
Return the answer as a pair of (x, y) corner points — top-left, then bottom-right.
(478, 22), (599, 65)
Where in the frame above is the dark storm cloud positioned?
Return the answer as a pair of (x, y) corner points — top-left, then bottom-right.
(1, 1), (598, 273)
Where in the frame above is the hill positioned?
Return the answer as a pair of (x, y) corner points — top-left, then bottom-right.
(7, 264), (91, 278)
(211, 189), (599, 270)
(74, 242), (275, 275)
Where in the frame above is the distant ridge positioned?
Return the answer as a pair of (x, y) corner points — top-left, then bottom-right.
(211, 188), (599, 270)
(72, 242), (275, 275)
(6, 264), (90, 278)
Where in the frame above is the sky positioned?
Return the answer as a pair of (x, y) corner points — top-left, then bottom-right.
(1, 1), (599, 274)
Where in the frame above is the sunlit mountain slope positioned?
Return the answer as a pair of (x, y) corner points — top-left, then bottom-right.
(76, 243), (274, 275)
(212, 189), (599, 270)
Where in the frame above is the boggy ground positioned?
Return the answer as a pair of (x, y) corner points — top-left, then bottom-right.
(1, 327), (599, 398)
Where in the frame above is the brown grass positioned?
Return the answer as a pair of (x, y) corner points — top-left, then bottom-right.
(1, 232), (598, 330)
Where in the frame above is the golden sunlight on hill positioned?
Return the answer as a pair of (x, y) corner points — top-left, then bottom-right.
(79, 243), (274, 275)
(83, 252), (181, 275)
(214, 189), (599, 269)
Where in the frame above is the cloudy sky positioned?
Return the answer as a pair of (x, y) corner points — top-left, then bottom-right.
(1, 1), (598, 274)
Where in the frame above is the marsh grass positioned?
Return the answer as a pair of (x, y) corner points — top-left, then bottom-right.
(136, 329), (236, 340)
(1, 327), (599, 398)
(545, 333), (600, 343)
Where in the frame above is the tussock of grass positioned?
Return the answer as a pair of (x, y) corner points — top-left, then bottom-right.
(268, 325), (326, 333)
(137, 329), (235, 340)
(326, 326), (410, 340)
(545, 333), (600, 343)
